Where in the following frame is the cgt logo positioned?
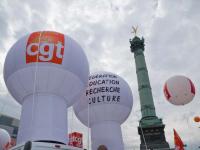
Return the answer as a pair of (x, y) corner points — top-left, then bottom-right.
(68, 132), (83, 148)
(26, 31), (65, 64)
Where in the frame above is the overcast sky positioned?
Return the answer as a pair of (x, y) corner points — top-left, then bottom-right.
(0, 0), (200, 149)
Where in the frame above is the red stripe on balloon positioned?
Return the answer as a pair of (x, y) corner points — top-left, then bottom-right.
(164, 83), (171, 100)
(188, 79), (195, 94)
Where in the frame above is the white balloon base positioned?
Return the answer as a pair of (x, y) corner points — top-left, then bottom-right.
(17, 94), (68, 144)
(91, 121), (124, 150)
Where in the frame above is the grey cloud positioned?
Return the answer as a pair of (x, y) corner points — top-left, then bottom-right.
(0, 0), (200, 149)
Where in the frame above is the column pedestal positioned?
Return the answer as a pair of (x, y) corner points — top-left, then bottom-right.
(138, 125), (170, 150)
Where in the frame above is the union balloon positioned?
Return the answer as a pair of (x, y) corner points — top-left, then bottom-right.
(73, 71), (133, 150)
(0, 128), (10, 150)
(4, 31), (89, 144)
(163, 75), (195, 105)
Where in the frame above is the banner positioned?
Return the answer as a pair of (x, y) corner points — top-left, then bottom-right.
(68, 132), (83, 148)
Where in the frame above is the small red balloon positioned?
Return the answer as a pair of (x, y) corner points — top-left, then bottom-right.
(194, 116), (200, 122)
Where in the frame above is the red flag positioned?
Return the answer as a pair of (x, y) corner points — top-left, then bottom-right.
(174, 129), (185, 150)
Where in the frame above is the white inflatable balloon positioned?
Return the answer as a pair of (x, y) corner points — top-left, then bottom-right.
(164, 75), (195, 105)
(4, 31), (89, 144)
(74, 72), (133, 150)
(0, 129), (10, 150)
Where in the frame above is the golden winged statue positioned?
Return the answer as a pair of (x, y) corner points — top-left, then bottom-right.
(131, 25), (138, 36)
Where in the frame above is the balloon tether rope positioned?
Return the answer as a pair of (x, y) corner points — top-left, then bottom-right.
(71, 107), (74, 133)
(87, 99), (90, 150)
(139, 121), (148, 150)
(31, 31), (43, 137)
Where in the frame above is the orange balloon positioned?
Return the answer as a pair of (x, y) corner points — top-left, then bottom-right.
(194, 116), (200, 122)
